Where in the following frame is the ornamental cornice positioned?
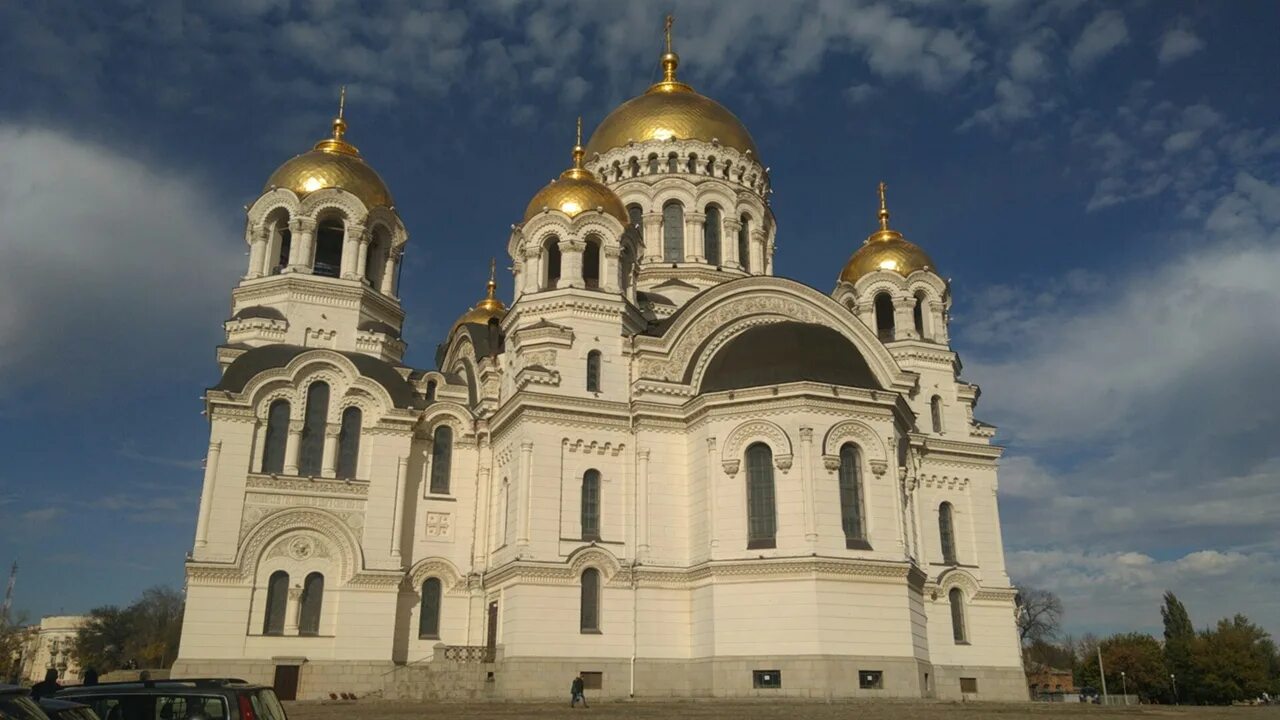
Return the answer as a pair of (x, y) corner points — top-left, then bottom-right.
(345, 571), (407, 590)
(490, 392), (631, 431)
(919, 474), (971, 490)
(246, 474), (371, 497)
(513, 365), (560, 391)
(564, 438), (627, 456)
(185, 562), (245, 585)
(208, 406), (258, 424)
(233, 276), (405, 321)
(920, 437), (1003, 461)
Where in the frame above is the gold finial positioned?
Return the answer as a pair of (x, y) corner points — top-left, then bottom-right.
(866, 180), (903, 243)
(338, 85), (346, 120)
(576, 116), (583, 148)
(486, 258), (497, 299)
(331, 85), (348, 141)
(313, 85), (360, 156)
(660, 14), (680, 84)
(567, 115), (587, 174)
(878, 181), (890, 231)
(664, 14), (674, 54)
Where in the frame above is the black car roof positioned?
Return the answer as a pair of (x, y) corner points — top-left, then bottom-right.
(57, 679), (267, 695)
(38, 698), (90, 710)
(0, 684), (29, 696)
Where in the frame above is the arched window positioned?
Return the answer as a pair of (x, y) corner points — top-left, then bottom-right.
(939, 502), (957, 565)
(630, 157), (641, 177)
(581, 469), (601, 541)
(583, 236), (602, 288)
(298, 572), (323, 636)
(949, 588), (967, 643)
(838, 443), (865, 546)
(874, 292), (896, 342)
(263, 570), (288, 636)
(738, 215), (751, 272)
(261, 399), (290, 474)
(913, 291), (927, 338)
(336, 406), (361, 479)
(419, 578), (442, 639)
(745, 443), (777, 549)
(425, 380), (437, 401)
(647, 154), (659, 174)
(367, 228), (390, 289)
(703, 205), (722, 266)
(931, 396), (944, 435)
(612, 161), (622, 182)
(586, 350), (602, 393)
(626, 203), (643, 229)
(298, 382), (329, 476)
(430, 425), (453, 495)
(662, 201), (684, 263)
(667, 152), (678, 173)
(580, 568), (600, 633)
(543, 236), (562, 289)
(706, 156), (716, 175)
(687, 153), (698, 173)
(313, 217), (344, 278)
(269, 214), (292, 275)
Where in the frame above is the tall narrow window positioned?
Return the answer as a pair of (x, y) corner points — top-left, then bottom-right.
(745, 443), (777, 549)
(647, 154), (659, 174)
(580, 568), (600, 633)
(261, 399), (290, 474)
(939, 502), (957, 565)
(367, 228), (390, 289)
(913, 292), (926, 338)
(874, 292), (896, 342)
(931, 396), (944, 434)
(662, 201), (684, 262)
(629, 157), (640, 177)
(298, 572), (323, 636)
(336, 406), (361, 479)
(544, 237), (562, 288)
(703, 205), (722, 265)
(586, 351), (602, 393)
(419, 578), (442, 639)
(949, 588), (967, 643)
(425, 380), (437, 401)
(667, 152), (678, 173)
(430, 425), (453, 495)
(263, 570), (288, 636)
(838, 443), (866, 547)
(627, 204), (643, 229)
(298, 382), (329, 476)
(581, 469), (601, 541)
(274, 226), (292, 274)
(313, 219), (344, 278)
(583, 236), (601, 288)
(738, 215), (751, 272)
(687, 153), (698, 173)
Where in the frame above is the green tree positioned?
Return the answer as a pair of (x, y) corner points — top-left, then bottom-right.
(0, 614), (35, 684)
(1078, 633), (1168, 702)
(1192, 615), (1275, 704)
(73, 606), (134, 673)
(1161, 591), (1195, 703)
(72, 586), (185, 673)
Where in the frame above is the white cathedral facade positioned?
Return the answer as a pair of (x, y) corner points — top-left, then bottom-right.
(175, 28), (1025, 702)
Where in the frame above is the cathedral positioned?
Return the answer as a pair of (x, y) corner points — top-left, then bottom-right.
(174, 22), (1025, 702)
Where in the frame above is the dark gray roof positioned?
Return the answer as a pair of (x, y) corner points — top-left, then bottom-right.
(653, 278), (699, 290)
(230, 305), (286, 321)
(699, 322), (882, 393)
(357, 320), (401, 338)
(213, 344), (422, 408)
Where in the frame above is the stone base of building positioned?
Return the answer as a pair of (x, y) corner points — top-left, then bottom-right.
(174, 656), (1026, 702)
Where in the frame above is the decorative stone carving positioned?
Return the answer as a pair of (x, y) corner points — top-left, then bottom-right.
(425, 512), (453, 539)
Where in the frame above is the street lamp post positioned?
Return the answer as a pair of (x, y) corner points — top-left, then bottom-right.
(1121, 671), (1128, 705)
(1170, 673), (1178, 705)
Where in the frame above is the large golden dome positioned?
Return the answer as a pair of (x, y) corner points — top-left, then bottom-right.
(583, 27), (758, 159)
(452, 260), (508, 333)
(524, 120), (628, 225)
(265, 108), (393, 209)
(840, 183), (937, 284)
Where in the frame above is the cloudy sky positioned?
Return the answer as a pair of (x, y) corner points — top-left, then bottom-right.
(1, 0), (1276, 641)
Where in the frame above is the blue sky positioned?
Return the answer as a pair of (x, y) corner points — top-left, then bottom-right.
(1, 0), (1277, 640)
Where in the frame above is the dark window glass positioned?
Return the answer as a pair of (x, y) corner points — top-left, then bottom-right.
(544, 237), (562, 288)
(860, 670), (884, 689)
(580, 671), (603, 690)
(647, 154), (659, 174)
(298, 382), (329, 476)
(939, 502), (957, 565)
(951, 588), (967, 643)
(874, 292), (895, 342)
(313, 221), (344, 278)
(627, 204), (643, 229)
(419, 578), (442, 638)
(745, 443), (776, 548)
(584, 237), (601, 288)
(262, 400), (290, 474)
(667, 153), (678, 173)
(913, 293), (926, 338)
(838, 443), (865, 544)
(581, 469), (601, 540)
(274, 228), (291, 274)
(336, 406), (361, 479)
(703, 205), (722, 265)
(366, 233), (388, 289)
(662, 202), (684, 262)
(263, 570), (288, 635)
(960, 677), (978, 693)
(738, 215), (751, 272)
(580, 568), (600, 632)
(299, 572), (323, 635)
(425, 380), (437, 401)
(752, 670), (782, 689)
(586, 351), (602, 393)
(931, 396), (944, 434)
(430, 425), (453, 494)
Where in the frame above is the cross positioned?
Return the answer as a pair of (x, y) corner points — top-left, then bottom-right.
(338, 85), (346, 120)
(664, 14), (674, 54)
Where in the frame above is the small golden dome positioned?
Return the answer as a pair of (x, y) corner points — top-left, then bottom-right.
(452, 260), (508, 333)
(583, 17), (758, 160)
(524, 118), (629, 225)
(839, 182), (937, 284)
(265, 89), (393, 209)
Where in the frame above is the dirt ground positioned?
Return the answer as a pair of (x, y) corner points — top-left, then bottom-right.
(287, 699), (1279, 720)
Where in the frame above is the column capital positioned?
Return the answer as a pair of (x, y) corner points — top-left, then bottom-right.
(799, 427), (814, 441)
(289, 217), (316, 233)
(288, 420), (305, 434)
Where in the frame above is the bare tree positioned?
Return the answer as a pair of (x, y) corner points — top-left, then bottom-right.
(1015, 585), (1064, 646)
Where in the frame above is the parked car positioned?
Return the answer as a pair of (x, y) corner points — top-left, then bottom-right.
(37, 699), (100, 720)
(0, 685), (49, 720)
(55, 680), (286, 720)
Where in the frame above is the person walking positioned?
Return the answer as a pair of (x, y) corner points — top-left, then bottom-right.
(31, 669), (62, 700)
(570, 673), (588, 708)
(82, 668), (99, 686)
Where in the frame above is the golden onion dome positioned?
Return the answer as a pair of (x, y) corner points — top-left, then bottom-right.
(583, 17), (759, 160)
(452, 260), (508, 333)
(265, 90), (393, 209)
(839, 182), (937, 285)
(523, 118), (629, 225)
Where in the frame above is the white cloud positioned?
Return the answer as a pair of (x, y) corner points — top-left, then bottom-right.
(1158, 26), (1205, 66)
(1069, 10), (1128, 71)
(0, 125), (242, 392)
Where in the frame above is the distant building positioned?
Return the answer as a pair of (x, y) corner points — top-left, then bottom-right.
(1028, 665), (1076, 697)
(21, 615), (88, 683)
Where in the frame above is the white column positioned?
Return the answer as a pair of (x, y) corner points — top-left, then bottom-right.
(321, 425), (339, 477)
(705, 438), (718, 551)
(284, 586), (303, 635)
(518, 440), (534, 547)
(288, 218), (315, 274)
(247, 228), (268, 279)
(380, 250), (398, 295)
(523, 248), (542, 294)
(283, 420), (303, 476)
(355, 237), (370, 281)
(685, 210), (706, 262)
(602, 245), (621, 293)
(560, 239), (585, 289)
(474, 466), (493, 567)
(642, 213), (663, 263)
(891, 439), (907, 555)
(194, 441), (222, 549)
(341, 223), (365, 279)
(799, 428), (818, 545)
(391, 455), (408, 560)
(636, 449), (650, 558)
(894, 292), (917, 341)
(749, 228), (766, 276)
(723, 218), (743, 270)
